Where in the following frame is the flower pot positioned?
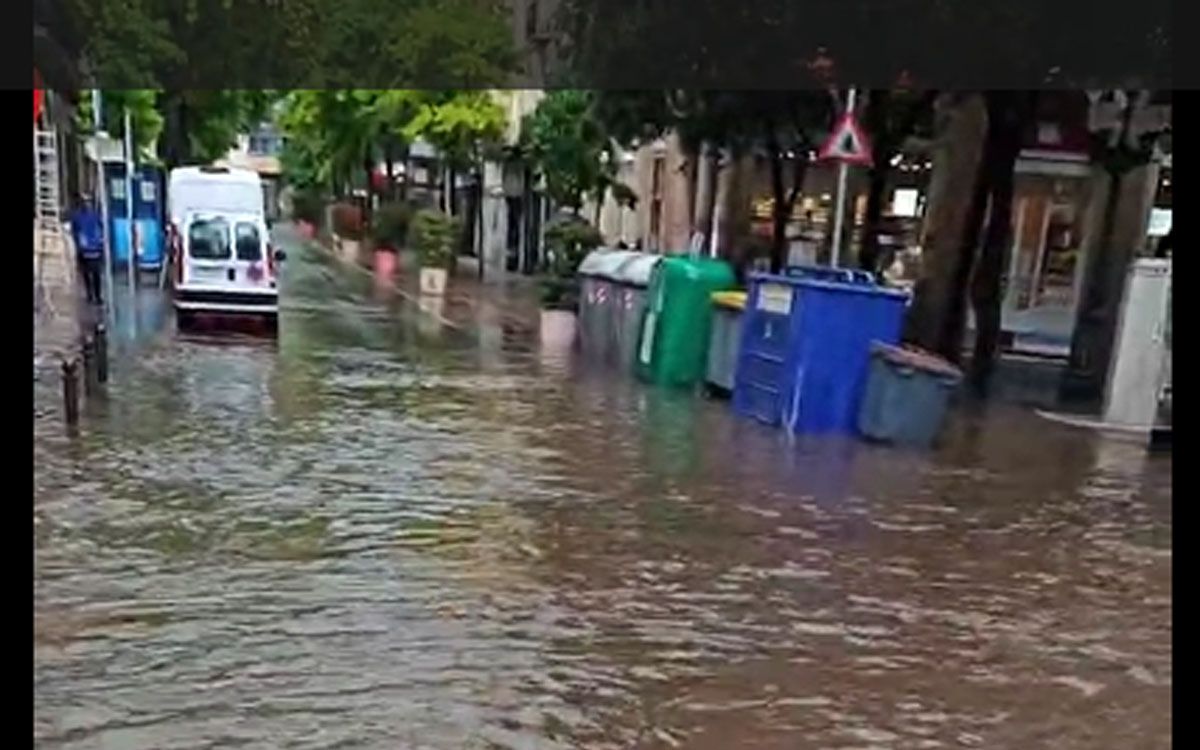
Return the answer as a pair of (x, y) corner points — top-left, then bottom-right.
(373, 248), (397, 284)
(416, 295), (447, 338)
(539, 309), (578, 349)
(420, 267), (448, 296)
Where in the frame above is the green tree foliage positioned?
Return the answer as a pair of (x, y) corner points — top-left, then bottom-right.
(409, 209), (461, 268)
(74, 90), (164, 161)
(277, 90), (507, 198)
(540, 214), (602, 309)
(402, 91), (507, 169)
(592, 90), (833, 268)
(67, 0), (515, 169)
(521, 90), (618, 213)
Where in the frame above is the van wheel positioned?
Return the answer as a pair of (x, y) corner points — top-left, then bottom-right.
(177, 311), (196, 331)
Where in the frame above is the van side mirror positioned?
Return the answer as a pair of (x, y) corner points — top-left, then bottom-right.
(273, 248), (287, 263)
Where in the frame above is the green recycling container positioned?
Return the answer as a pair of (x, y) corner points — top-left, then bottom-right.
(635, 256), (737, 387)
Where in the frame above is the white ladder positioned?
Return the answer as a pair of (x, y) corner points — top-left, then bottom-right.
(33, 127), (70, 316)
(34, 128), (63, 236)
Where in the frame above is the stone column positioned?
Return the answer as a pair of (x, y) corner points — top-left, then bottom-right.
(1061, 161), (1159, 404)
(479, 160), (508, 279)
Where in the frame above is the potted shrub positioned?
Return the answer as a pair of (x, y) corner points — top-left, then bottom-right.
(410, 208), (459, 296)
(331, 202), (365, 263)
(539, 215), (602, 346)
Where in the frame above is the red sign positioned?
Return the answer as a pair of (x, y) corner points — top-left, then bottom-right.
(818, 112), (873, 166)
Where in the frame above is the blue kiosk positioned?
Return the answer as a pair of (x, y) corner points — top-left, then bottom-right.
(103, 163), (165, 272)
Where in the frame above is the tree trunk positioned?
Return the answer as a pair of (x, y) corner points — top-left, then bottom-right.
(859, 164), (890, 273)
(769, 152), (789, 272)
(968, 91), (1031, 393)
(858, 90), (892, 274)
(903, 93), (989, 358)
(160, 93), (190, 169)
(685, 146), (699, 233)
(1061, 169), (1124, 403)
(399, 145), (411, 201)
(384, 141), (395, 201)
(476, 174), (485, 279)
(940, 146), (991, 363)
(363, 156), (375, 223)
(694, 144), (719, 253)
(785, 155), (807, 232)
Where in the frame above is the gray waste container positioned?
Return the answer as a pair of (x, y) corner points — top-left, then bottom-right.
(858, 342), (963, 447)
(705, 291), (746, 394)
(578, 250), (638, 363)
(611, 253), (662, 372)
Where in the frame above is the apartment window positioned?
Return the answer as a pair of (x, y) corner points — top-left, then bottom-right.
(526, 0), (539, 40)
(248, 133), (281, 156)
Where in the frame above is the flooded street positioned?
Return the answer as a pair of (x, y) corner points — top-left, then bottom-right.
(35, 229), (1171, 749)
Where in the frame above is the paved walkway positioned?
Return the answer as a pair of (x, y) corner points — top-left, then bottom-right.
(33, 221), (91, 380)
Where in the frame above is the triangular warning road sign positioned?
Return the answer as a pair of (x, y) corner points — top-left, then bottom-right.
(818, 113), (873, 166)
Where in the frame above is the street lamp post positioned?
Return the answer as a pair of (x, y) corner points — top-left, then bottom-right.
(124, 106), (136, 297)
(92, 90), (115, 311)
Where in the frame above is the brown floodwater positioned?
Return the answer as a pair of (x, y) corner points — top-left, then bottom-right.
(34, 228), (1171, 748)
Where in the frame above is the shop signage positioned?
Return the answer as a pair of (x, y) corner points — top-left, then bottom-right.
(818, 113), (873, 166)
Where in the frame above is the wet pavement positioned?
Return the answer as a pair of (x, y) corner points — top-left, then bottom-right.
(34, 226), (1171, 749)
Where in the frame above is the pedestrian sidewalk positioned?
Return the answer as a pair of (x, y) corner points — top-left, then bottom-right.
(34, 220), (88, 379)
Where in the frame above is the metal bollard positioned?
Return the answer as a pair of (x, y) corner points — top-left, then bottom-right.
(81, 336), (98, 397)
(94, 322), (108, 383)
(61, 358), (80, 427)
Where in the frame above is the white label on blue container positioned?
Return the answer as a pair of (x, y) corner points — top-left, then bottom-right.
(758, 283), (792, 314)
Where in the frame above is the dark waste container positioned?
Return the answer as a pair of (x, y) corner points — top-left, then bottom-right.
(706, 291), (746, 394)
(578, 249), (637, 363)
(858, 342), (963, 448)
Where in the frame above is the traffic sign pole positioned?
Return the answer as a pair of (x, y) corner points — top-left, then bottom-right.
(830, 88), (856, 268)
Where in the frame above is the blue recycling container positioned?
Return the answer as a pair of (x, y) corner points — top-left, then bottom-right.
(732, 269), (909, 435)
(103, 163), (164, 271)
(858, 342), (963, 447)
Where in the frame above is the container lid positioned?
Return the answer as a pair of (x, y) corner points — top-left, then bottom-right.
(664, 255), (736, 284)
(748, 271), (909, 301)
(785, 264), (875, 286)
(871, 341), (963, 379)
(613, 253), (663, 286)
(579, 249), (638, 280)
(711, 291), (747, 310)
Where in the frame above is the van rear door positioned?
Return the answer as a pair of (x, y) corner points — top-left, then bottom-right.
(184, 213), (234, 287)
(230, 216), (273, 291)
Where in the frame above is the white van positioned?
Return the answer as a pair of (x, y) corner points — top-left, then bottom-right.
(168, 165), (265, 228)
(167, 166), (285, 323)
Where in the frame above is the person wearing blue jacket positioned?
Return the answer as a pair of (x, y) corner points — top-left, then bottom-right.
(69, 194), (105, 305)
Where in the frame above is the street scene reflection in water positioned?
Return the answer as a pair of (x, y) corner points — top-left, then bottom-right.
(34, 232), (1170, 748)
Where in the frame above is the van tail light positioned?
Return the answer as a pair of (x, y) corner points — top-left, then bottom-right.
(267, 243), (276, 278)
(170, 223), (184, 286)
